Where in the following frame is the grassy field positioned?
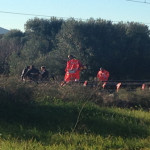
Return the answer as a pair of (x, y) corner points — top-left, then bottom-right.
(0, 101), (150, 150)
(0, 77), (150, 149)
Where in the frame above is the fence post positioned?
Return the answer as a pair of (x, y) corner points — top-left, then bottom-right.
(83, 80), (88, 86)
(142, 83), (146, 90)
(102, 82), (107, 89)
(116, 83), (122, 92)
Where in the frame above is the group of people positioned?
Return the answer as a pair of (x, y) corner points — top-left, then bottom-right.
(63, 55), (110, 83)
(21, 55), (110, 83)
(21, 65), (49, 82)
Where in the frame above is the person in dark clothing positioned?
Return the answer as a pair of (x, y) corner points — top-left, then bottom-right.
(25, 65), (40, 81)
(40, 66), (49, 81)
(21, 66), (30, 81)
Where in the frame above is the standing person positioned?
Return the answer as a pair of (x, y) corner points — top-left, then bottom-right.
(40, 66), (49, 81)
(64, 55), (83, 83)
(97, 67), (110, 81)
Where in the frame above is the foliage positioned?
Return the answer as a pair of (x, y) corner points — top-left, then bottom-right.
(1, 76), (150, 109)
(25, 17), (63, 53)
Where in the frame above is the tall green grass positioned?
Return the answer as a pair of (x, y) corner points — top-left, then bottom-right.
(1, 102), (150, 137)
(0, 101), (150, 149)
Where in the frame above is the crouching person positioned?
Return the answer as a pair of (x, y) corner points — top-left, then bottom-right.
(25, 65), (40, 82)
(40, 66), (49, 81)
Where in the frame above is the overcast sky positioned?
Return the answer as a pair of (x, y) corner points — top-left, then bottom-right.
(0, 0), (150, 31)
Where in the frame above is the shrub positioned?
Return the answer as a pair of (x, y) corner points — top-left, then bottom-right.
(0, 76), (34, 104)
(115, 88), (150, 109)
(1, 76), (150, 109)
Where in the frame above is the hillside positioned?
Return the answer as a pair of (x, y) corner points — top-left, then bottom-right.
(0, 27), (9, 34)
(0, 78), (150, 149)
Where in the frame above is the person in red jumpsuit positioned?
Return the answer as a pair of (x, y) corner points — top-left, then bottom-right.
(64, 55), (83, 83)
(97, 67), (110, 81)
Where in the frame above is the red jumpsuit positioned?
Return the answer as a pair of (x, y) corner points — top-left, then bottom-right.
(64, 58), (82, 82)
(97, 70), (110, 81)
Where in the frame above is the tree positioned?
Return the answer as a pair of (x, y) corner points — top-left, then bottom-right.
(25, 17), (63, 53)
(0, 30), (25, 74)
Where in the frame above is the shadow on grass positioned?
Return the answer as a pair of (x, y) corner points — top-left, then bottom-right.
(0, 100), (150, 144)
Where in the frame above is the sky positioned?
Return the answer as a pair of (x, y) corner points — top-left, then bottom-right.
(0, 0), (150, 32)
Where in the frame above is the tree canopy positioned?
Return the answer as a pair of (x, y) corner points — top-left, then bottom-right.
(0, 17), (150, 80)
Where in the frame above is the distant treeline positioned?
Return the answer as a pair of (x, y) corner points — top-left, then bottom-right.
(0, 17), (150, 80)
